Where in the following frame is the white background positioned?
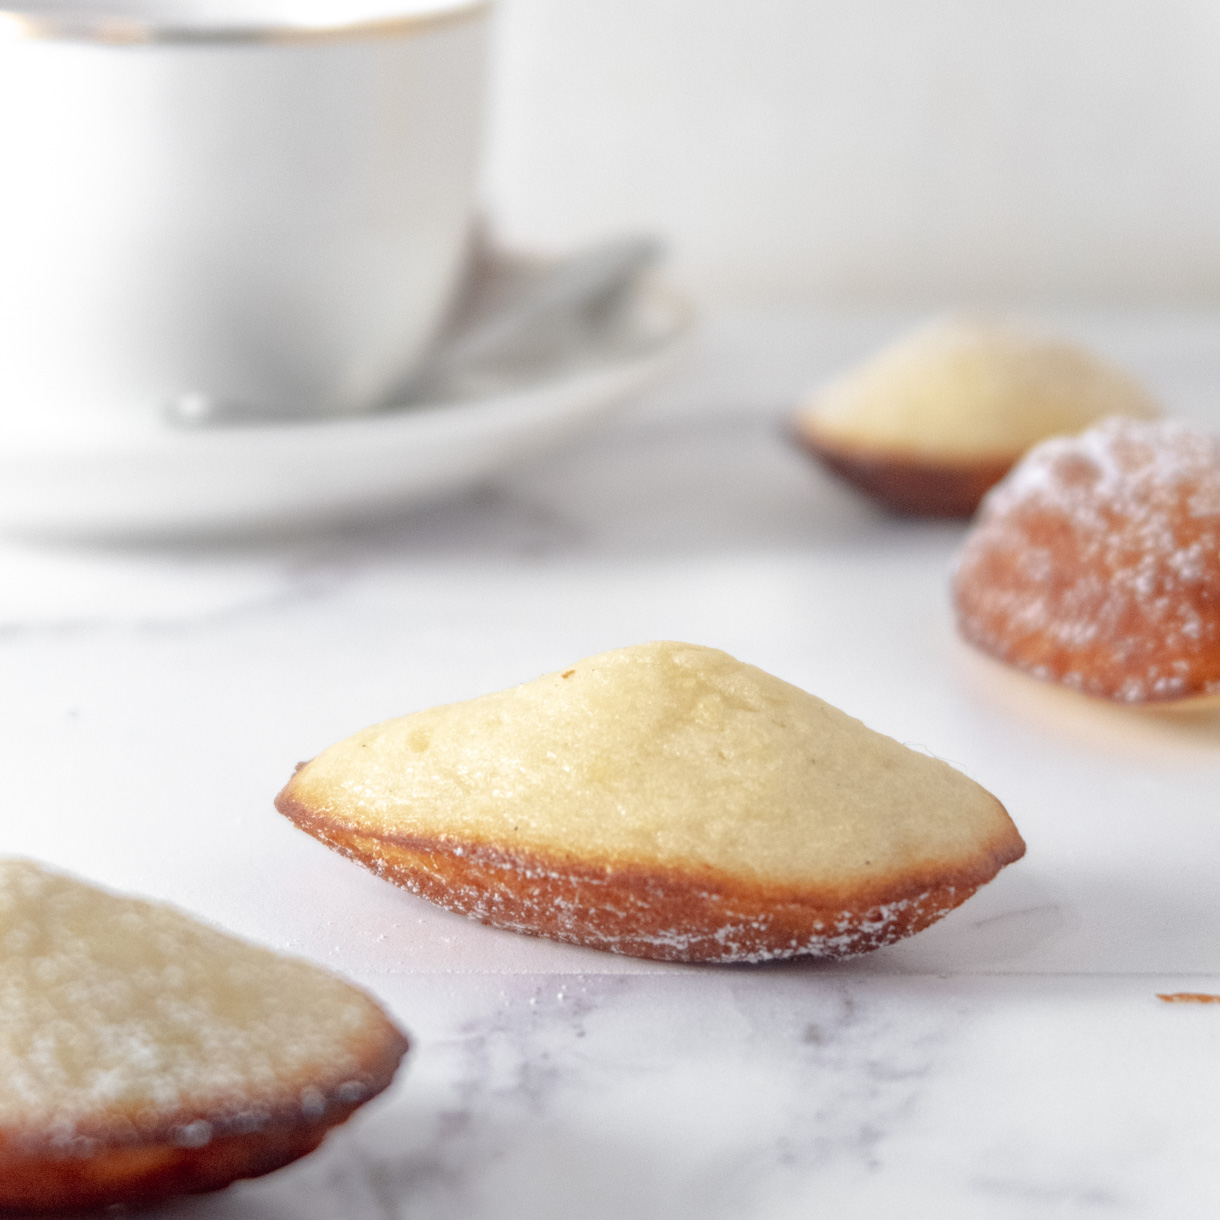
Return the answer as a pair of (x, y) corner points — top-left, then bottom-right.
(485, 0), (1220, 306)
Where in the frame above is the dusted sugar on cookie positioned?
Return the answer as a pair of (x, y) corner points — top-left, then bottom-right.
(277, 641), (1024, 963)
(794, 319), (1159, 517)
(954, 418), (1220, 705)
(0, 859), (407, 1213)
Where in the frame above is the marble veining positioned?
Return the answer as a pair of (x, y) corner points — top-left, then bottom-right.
(4, 310), (1220, 1217)
(136, 973), (1220, 1219)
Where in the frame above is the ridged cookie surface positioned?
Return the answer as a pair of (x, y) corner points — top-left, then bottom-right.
(277, 642), (1024, 963)
(954, 418), (1220, 705)
(0, 860), (407, 1213)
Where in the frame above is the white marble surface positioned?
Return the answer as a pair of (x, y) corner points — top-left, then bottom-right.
(4, 309), (1220, 1216)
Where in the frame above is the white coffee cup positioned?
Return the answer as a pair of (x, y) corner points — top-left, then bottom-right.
(0, 0), (489, 433)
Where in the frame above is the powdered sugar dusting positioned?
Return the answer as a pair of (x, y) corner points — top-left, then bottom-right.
(315, 826), (969, 966)
(0, 860), (402, 1149)
(954, 417), (1220, 702)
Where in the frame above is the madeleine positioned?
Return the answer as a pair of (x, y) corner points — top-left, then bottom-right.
(954, 418), (1220, 707)
(794, 318), (1159, 516)
(0, 860), (407, 1213)
(277, 642), (1024, 963)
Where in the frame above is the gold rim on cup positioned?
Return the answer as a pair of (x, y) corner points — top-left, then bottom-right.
(0, 0), (489, 45)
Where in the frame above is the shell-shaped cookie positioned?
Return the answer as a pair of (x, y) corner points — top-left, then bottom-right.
(954, 418), (1220, 705)
(795, 319), (1159, 517)
(0, 860), (407, 1213)
(277, 642), (1024, 963)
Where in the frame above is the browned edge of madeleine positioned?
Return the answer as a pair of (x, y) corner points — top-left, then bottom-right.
(953, 626), (1220, 712)
(0, 980), (408, 1213)
(791, 418), (1016, 518)
(276, 782), (1025, 964)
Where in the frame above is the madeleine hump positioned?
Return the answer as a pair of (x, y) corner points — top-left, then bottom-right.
(0, 860), (407, 1213)
(276, 643), (1024, 964)
(794, 318), (1159, 517)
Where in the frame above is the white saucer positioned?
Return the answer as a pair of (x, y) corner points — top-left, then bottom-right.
(0, 265), (691, 541)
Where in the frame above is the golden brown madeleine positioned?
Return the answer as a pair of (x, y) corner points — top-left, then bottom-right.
(0, 860), (407, 1213)
(954, 418), (1220, 706)
(794, 432), (1014, 518)
(794, 318), (1160, 517)
(277, 642), (1024, 963)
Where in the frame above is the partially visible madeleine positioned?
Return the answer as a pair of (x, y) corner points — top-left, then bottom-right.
(954, 418), (1220, 707)
(277, 641), (1024, 964)
(0, 860), (407, 1213)
(794, 318), (1160, 517)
